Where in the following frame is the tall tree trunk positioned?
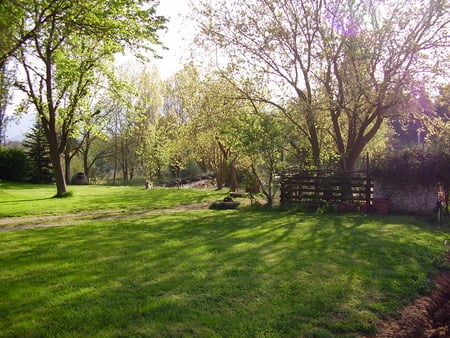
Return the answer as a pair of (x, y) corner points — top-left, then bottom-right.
(216, 158), (228, 190)
(113, 139), (118, 185)
(48, 146), (67, 196)
(216, 159), (227, 190)
(64, 152), (71, 184)
(83, 142), (90, 179)
(228, 159), (238, 192)
(82, 151), (93, 183)
(0, 63), (8, 148)
(308, 121), (321, 169)
(216, 140), (230, 190)
(44, 112), (68, 196)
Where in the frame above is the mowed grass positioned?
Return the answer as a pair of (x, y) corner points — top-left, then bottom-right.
(0, 184), (449, 337)
(0, 182), (224, 217)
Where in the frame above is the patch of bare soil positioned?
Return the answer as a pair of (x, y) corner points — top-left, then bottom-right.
(374, 251), (450, 338)
(0, 202), (211, 231)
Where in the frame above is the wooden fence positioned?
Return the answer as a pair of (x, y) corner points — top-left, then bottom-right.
(280, 170), (373, 210)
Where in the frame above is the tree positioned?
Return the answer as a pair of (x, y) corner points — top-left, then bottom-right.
(132, 66), (165, 181)
(187, 72), (253, 190)
(163, 65), (263, 190)
(77, 103), (113, 181)
(104, 64), (164, 184)
(0, 63), (10, 146)
(230, 111), (289, 206)
(0, 147), (29, 182)
(63, 136), (83, 184)
(162, 64), (202, 180)
(105, 92), (141, 184)
(0, 0), (57, 67)
(320, 0), (449, 171)
(22, 120), (53, 183)
(196, 0), (450, 172)
(13, 0), (166, 196)
(423, 83), (450, 148)
(139, 120), (171, 180)
(0, 1), (72, 144)
(65, 87), (112, 183)
(79, 131), (112, 182)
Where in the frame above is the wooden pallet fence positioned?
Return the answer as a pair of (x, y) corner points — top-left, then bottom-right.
(280, 170), (373, 210)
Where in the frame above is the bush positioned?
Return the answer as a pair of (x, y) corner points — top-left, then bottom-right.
(209, 198), (241, 210)
(0, 148), (29, 182)
(180, 160), (204, 178)
(372, 146), (450, 186)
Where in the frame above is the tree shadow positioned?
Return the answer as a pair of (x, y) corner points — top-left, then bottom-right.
(0, 210), (448, 337)
(0, 197), (53, 204)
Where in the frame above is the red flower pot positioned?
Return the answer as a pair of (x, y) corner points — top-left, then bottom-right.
(374, 198), (390, 214)
(359, 203), (369, 213)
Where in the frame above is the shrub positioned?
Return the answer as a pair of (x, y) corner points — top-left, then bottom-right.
(23, 121), (53, 184)
(0, 148), (29, 182)
(372, 146), (450, 187)
(209, 198), (241, 210)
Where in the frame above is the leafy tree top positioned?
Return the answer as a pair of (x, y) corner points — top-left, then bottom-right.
(1, 0), (167, 65)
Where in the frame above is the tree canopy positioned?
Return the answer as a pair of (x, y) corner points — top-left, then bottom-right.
(196, 0), (450, 171)
(9, 0), (166, 196)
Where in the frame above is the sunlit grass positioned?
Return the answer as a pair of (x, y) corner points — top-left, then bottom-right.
(0, 182), (224, 217)
(0, 205), (448, 337)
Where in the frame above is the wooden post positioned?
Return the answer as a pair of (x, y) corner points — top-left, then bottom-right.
(365, 152), (371, 206)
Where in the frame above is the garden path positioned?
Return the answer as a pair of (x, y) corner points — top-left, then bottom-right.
(0, 201), (210, 231)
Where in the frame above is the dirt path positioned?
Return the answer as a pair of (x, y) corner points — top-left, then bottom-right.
(0, 201), (211, 232)
(374, 252), (450, 338)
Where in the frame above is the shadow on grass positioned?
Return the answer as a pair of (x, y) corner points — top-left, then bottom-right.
(0, 210), (448, 337)
(0, 197), (53, 204)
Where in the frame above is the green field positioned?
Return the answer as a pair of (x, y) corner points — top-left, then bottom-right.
(0, 183), (448, 337)
(0, 182), (224, 218)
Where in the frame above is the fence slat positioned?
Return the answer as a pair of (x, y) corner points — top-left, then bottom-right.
(280, 170), (373, 208)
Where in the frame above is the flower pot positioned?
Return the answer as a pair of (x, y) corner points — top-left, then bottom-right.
(359, 203), (370, 213)
(374, 198), (390, 214)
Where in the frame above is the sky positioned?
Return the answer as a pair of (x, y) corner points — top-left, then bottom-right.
(5, 0), (194, 142)
(153, 0), (194, 78)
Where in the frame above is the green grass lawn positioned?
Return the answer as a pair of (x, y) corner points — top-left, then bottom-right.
(0, 182), (224, 217)
(0, 183), (449, 337)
